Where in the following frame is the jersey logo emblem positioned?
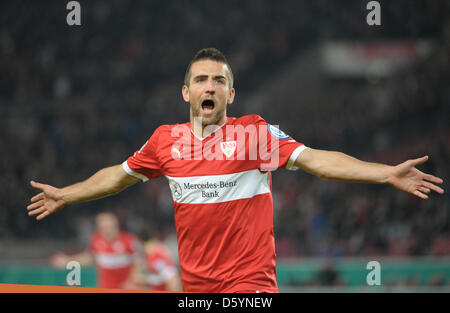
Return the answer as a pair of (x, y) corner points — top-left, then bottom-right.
(171, 147), (182, 160)
(169, 181), (182, 201)
(220, 141), (236, 158)
(268, 124), (291, 139)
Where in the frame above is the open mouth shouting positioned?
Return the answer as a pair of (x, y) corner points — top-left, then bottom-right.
(201, 99), (215, 115)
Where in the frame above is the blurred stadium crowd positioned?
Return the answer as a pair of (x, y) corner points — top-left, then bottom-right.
(0, 0), (449, 261)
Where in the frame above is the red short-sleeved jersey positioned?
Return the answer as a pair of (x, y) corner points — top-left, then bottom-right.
(122, 115), (307, 292)
(89, 231), (139, 289)
(145, 242), (178, 291)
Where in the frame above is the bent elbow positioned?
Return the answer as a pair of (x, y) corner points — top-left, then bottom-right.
(317, 172), (332, 180)
(310, 164), (332, 180)
(112, 184), (125, 195)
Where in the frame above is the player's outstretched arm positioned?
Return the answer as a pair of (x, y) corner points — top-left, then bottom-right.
(294, 148), (444, 199)
(27, 165), (140, 220)
(50, 251), (94, 268)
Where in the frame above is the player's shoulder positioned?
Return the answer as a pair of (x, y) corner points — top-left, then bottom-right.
(89, 232), (104, 250)
(157, 122), (189, 131)
(119, 231), (138, 242)
(151, 242), (172, 259)
(90, 231), (101, 242)
(151, 122), (190, 138)
(230, 114), (266, 126)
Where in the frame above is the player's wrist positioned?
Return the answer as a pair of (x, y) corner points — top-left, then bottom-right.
(56, 187), (71, 206)
(383, 165), (396, 185)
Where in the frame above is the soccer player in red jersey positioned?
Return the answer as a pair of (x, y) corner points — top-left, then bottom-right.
(50, 212), (141, 289)
(133, 230), (181, 291)
(27, 48), (444, 292)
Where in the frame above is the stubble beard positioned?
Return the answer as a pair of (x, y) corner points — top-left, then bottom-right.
(191, 103), (226, 127)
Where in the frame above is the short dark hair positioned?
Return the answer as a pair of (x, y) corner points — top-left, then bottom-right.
(184, 48), (234, 88)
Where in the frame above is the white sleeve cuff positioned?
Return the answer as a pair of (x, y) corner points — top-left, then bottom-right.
(122, 161), (149, 182)
(286, 145), (309, 171)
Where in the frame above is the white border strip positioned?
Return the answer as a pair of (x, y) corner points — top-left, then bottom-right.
(122, 161), (149, 182)
(95, 253), (133, 269)
(286, 145), (309, 171)
(166, 169), (271, 204)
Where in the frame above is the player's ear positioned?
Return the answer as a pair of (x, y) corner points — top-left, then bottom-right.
(182, 85), (190, 102)
(227, 87), (235, 105)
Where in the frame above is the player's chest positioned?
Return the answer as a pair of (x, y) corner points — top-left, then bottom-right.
(157, 134), (259, 177)
(92, 239), (129, 254)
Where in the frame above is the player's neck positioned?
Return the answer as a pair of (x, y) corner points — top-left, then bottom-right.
(100, 232), (119, 242)
(190, 116), (227, 139)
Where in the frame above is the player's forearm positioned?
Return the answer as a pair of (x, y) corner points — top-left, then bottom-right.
(58, 165), (129, 205)
(320, 151), (392, 183)
(71, 252), (94, 266)
(297, 149), (393, 184)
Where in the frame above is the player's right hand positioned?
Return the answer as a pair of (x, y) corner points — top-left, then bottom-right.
(50, 252), (71, 269)
(27, 181), (65, 220)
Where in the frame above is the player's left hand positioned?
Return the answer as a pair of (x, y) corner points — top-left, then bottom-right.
(50, 252), (71, 269)
(387, 155), (444, 199)
(27, 181), (65, 220)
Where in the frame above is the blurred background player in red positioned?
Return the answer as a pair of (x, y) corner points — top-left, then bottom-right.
(51, 211), (142, 289)
(133, 228), (181, 291)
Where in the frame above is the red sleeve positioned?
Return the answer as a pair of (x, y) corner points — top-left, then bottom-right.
(122, 126), (164, 181)
(252, 115), (307, 171)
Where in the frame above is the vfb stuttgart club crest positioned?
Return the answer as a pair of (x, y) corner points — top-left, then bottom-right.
(220, 141), (236, 158)
(169, 181), (182, 201)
